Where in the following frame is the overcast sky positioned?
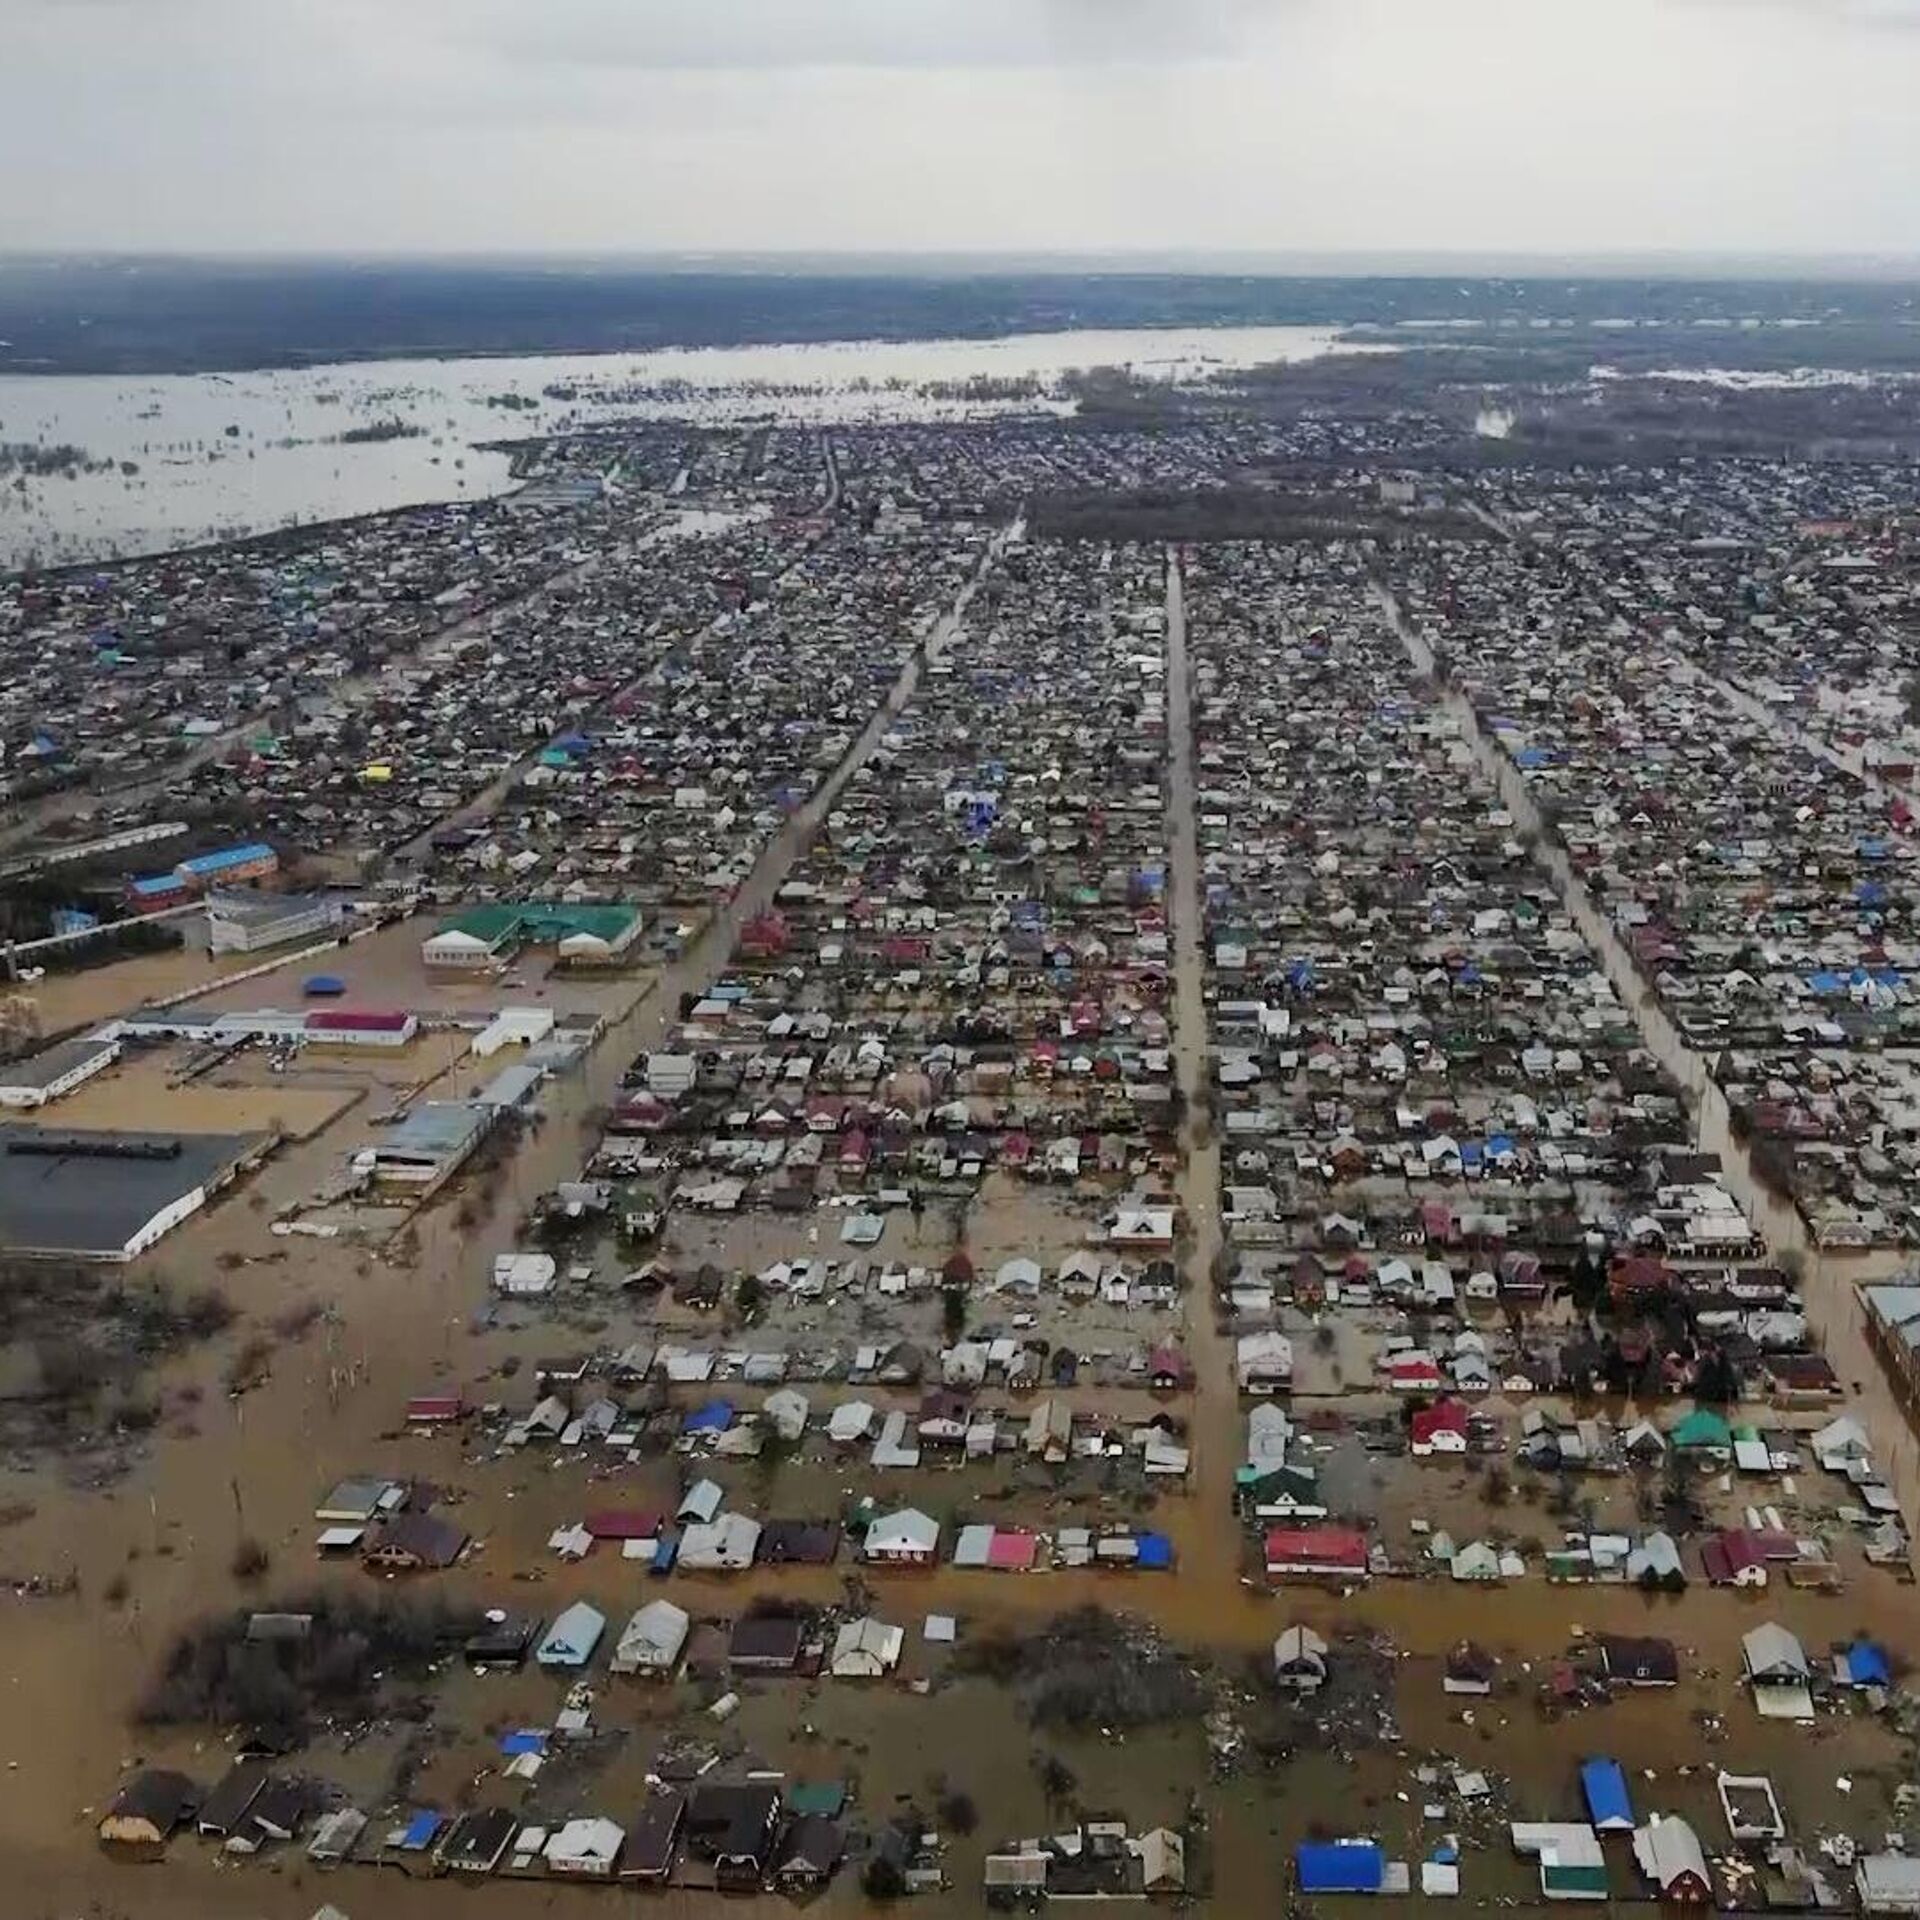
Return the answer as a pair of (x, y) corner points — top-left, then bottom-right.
(7, 0), (1920, 257)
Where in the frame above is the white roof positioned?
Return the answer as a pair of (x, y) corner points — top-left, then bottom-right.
(867, 1508), (939, 1553)
(677, 1478), (724, 1523)
(678, 1514), (761, 1570)
(1742, 1622), (1808, 1678)
(1274, 1624), (1329, 1666)
(828, 1399), (875, 1441)
(614, 1600), (690, 1672)
(1632, 1814), (1707, 1891)
(762, 1388), (809, 1440)
(831, 1617), (904, 1673)
(546, 1816), (625, 1866)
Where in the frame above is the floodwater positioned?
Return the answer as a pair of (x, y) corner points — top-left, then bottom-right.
(0, 519), (1013, 1920)
(0, 324), (1347, 567)
(1379, 584), (1920, 1519)
(6, 543), (1920, 1918)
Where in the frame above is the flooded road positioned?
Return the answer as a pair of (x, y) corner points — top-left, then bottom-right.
(10, 543), (1920, 1920)
(1164, 551), (1242, 1588)
(1377, 581), (1920, 1522)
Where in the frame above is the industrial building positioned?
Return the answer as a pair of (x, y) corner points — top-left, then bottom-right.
(206, 890), (344, 954)
(127, 841), (280, 911)
(350, 1101), (493, 1190)
(0, 1035), (121, 1109)
(422, 901), (643, 969)
(0, 1126), (266, 1260)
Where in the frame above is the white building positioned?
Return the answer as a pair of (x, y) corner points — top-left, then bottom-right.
(831, 1617), (904, 1678)
(612, 1600), (690, 1677)
(0, 1036), (120, 1109)
(206, 890), (344, 955)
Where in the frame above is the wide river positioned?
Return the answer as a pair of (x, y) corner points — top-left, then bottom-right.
(0, 323), (1346, 569)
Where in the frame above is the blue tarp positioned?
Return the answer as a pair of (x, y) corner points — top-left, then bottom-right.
(1581, 1757), (1634, 1829)
(683, 1399), (734, 1433)
(649, 1529), (680, 1575)
(499, 1730), (547, 1756)
(1845, 1640), (1891, 1688)
(1297, 1841), (1385, 1894)
(400, 1810), (442, 1850)
(1134, 1532), (1174, 1570)
(1486, 1133), (1516, 1161)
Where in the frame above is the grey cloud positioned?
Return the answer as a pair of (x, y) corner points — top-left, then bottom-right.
(462, 0), (1267, 71)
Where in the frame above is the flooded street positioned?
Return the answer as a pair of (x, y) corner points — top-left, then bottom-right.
(1379, 582), (1920, 1522)
(0, 523), (1020, 1918)
(1164, 551), (1248, 1592)
(4, 534), (1918, 1920)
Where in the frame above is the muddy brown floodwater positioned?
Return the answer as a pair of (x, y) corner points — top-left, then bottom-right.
(0, 526), (1010, 1920)
(4, 544), (1919, 1920)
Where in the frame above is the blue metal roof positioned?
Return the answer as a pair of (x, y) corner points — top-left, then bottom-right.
(178, 842), (275, 877)
(1134, 1532), (1174, 1570)
(1297, 1841), (1385, 1893)
(1581, 1757), (1634, 1829)
(400, 1809), (442, 1849)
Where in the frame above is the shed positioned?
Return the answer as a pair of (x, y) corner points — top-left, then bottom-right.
(1297, 1839), (1386, 1894)
(1580, 1758), (1634, 1832)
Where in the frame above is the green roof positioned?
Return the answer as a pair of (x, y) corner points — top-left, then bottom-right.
(785, 1782), (847, 1817)
(436, 902), (641, 949)
(1670, 1408), (1732, 1450)
(1543, 1864), (1610, 1894)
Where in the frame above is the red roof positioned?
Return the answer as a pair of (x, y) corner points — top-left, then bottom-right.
(307, 1008), (412, 1033)
(986, 1529), (1039, 1570)
(1411, 1400), (1469, 1445)
(405, 1394), (465, 1424)
(1264, 1527), (1368, 1570)
(585, 1509), (663, 1541)
(1148, 1343), (1193, 1383)
(1611, 1254), (1669, 1294)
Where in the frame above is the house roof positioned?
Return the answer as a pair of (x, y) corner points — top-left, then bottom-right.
(1297, 1840), (1385, 1893)
(1580, 1758), (1634, 1830)
(1742, 1622), (1808, 1678)
(1632, 1814), (1709, 1892)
